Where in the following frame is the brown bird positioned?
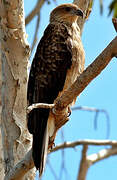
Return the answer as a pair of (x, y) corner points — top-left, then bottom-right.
(27, 3), (85, 177)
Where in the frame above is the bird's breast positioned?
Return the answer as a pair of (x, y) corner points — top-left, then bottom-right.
(47, 23), (85, 144)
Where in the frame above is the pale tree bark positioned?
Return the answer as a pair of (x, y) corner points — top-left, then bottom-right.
(0, 46), (4, 178)
(0, 0), (35, 179)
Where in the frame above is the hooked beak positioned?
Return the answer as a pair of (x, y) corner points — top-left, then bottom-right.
(73, 8), (84, 18)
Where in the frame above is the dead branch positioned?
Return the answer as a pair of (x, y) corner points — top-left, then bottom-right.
(50, 139), (117, 153)
(72, 106), (107, 112)
(31, 12), (40, 52)
(87, 146), (117, 165)
(77, 146), (117, 180)
(77, 145), (88, 180)
(76, 146), (117, 180)
(27, 103), (54, 113)
(72, 106), (110, 138)
(25, 0), (45, 25)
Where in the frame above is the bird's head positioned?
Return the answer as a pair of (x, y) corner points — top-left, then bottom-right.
(50, 3), (84, 24)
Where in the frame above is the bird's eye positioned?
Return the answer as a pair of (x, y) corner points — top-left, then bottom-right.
(65, 7), (71, 12)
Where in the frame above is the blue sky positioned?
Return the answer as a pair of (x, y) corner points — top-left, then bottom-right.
(24, 0), (117, 179)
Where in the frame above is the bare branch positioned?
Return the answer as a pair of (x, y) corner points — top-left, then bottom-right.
(50, 139), (117, 153)
(72, 106), (110, 138)
(87, 147), (117, 165)
(4, 139), (117, 179)
(31, 12), (40, 52)
(27, 103), (54, 113)
(47, 159), (59, 180)
(77, 145), (88, 180)
(72, 106), (107, 113)
(77, 145), (117, 180)
(55, 36), (117, 111)
(25, 0), (45, 25)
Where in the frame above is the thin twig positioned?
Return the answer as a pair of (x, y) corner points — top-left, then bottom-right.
(59, 129), (68, 180)
(25, 0), (45, 25)
(72, 106), (110, 139)
(31, 12), (40, 53)
(47, 159), (59, 180)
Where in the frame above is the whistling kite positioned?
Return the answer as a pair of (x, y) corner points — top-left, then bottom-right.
(27, 3), (85, 177)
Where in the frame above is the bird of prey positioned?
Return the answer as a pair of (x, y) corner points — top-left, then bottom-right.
(27, 3), (85, 177)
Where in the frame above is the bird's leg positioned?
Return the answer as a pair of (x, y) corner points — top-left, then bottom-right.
(68, 106), (71, 117)
(48, 116), (69, 150)
(48, 138), (55, 150)
(52, 106), (71, 129)
(49, 106), (71, 145)
(48, 106), (72, 150)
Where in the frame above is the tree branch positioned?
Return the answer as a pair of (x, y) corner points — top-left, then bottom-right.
(27, 103), (54, 113)
(25, 0), (45, 25)
(77, 145), (88, 180)
(5, 139), (117, 179)
(87, 146), (117, 165)
(55, 36), (117, 111)
(31, 12), (40, 53)
(50, 139), (117, 153)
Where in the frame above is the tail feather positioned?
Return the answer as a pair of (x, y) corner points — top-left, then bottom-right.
(27, 108), (50, 177)
(32, 124), (49, 177)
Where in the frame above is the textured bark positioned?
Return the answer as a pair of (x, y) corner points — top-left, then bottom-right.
(0, 48), (4, 178)
(0, 0), (35, 179)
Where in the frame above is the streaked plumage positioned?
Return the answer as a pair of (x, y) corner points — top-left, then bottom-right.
(27, 3), (85, 177)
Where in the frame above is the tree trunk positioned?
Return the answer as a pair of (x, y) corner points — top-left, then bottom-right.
(0, 0), (35, 179)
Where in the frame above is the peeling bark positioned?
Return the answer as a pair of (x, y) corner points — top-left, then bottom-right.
(0, 0), (35, 179)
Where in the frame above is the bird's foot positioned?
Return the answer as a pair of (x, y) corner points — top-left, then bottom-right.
(68, 106), (71, 117)
(48, 139), (55, 150)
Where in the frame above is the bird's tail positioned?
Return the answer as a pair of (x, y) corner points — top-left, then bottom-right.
(32, 124), (49, 177)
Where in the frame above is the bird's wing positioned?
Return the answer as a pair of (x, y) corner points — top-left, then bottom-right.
(27, 23), (72, 133)
(27, 23), (72, 172)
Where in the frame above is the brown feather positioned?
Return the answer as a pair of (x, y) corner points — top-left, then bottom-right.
(27, 3), (85, 177)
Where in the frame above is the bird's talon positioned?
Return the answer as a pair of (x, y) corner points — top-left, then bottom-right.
(67, 111), (71, 117)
